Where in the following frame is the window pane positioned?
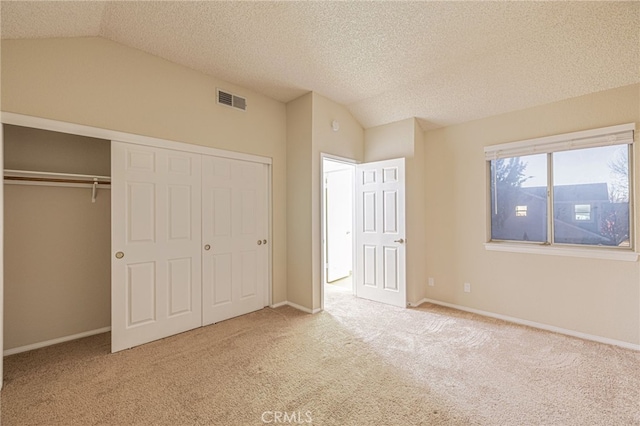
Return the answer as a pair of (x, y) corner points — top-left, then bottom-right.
(553, 145), (630, 247)
(490, 154), (547, 242)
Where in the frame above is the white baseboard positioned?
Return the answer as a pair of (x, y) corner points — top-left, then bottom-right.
(283, 301), (315, 314)
(270, 301), (321, 314)
(416, 298), (639, 351)
(3, 326), (111, 357)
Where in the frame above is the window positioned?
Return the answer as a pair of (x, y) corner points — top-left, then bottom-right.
(574, 204), (591, 221)
(486, 124), (634, 249)
(515, 205), (528, 217)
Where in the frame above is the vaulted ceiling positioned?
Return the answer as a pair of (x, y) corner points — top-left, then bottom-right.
(1, 1), (638, 130)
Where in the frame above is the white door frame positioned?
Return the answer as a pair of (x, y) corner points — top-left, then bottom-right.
(0, 112), (273, 376)
(320, 153), (357, 312)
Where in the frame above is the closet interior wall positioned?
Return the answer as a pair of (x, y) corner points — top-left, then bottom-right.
(3, 125), (111, 352)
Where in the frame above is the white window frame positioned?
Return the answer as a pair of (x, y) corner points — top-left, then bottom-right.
(484, 123), (637, 262)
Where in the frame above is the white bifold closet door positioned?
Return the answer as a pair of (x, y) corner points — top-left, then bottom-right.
(202, 156), (268, 326)
(111, 142), (203, 352)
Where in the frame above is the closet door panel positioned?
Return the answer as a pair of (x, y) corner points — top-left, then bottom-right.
(127, 182), (156, 243)
(211, 253), (233, 305)
(240, 250), (258, 299)
(112, 142), (202, 352)
(127, 261), (156, 326)
(167, 185), (193, 240)
(202, 156), (267, 326)
(168, 257), (193, 316)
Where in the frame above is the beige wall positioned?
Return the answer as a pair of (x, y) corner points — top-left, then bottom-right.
(409, 121), (427, 304)
(364, 118), (427, 304)
(310, 93), (364, 310)
(4, 186), (111, 349)
(286, 93), (313, 308)
(1, 37), (288, 305)
(1, 123), (4, 382)
(4, 125), (111, 175)
(424, 83), (640, 345)
(286, 91), (364, 310)
(364, 118), (415, 162)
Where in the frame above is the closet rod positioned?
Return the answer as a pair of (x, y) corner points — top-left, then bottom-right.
(4, 169), (110, 183)
(4, 176), (111, 185)
(4, 170), (111, 203)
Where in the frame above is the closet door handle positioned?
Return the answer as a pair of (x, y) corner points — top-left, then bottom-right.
(263, 239), (267, 244)
(257, 240), (262, 245)
(115, 251), (125, 259)
(204, 244), (211, 251)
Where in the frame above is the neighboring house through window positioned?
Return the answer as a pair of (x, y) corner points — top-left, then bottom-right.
(515, 205), (528, 217)
(485, 124), (634, 249)
(574, 204), (591, 221)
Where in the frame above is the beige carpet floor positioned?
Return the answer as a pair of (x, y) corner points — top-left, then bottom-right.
(2, 286), (639, 425)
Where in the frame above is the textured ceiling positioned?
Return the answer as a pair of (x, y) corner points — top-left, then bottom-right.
(2, 1), (639, 130)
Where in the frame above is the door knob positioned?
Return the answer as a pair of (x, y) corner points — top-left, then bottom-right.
(394, 238), (405, 244)
(204, 244), (211, 251)
(115, 251), (125, 259)
(263, 239), (267, 244)
(257, 240), (262, 245)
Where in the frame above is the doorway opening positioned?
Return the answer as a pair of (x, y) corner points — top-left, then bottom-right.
(322, 156), (407, 311)
(322, 156), (356, 306)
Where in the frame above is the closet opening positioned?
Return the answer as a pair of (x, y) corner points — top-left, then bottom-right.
(3, 124), (111, 356)
(321, 156), (356, 308)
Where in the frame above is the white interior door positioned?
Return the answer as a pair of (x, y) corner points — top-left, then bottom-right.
(202, 156), (267, 326)
(326, 169), (353, 282)
(355, 158), (406, 308)
(111, 142), (202, 352)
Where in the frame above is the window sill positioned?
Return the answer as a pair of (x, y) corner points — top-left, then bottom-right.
(484, 242), (638, 262)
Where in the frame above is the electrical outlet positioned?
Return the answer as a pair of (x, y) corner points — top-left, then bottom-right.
(428, 277), (435, 287)
(464, 282), (471, 293)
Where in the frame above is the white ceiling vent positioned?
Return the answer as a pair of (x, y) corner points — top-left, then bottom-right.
(217, 89), (247, 111)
